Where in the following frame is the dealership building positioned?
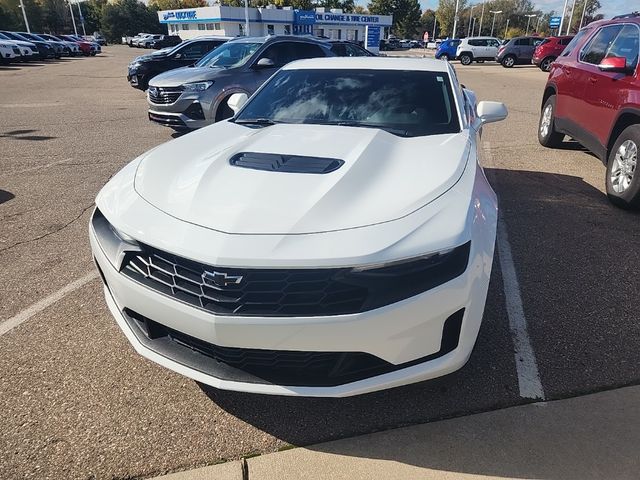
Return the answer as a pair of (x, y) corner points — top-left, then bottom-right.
(157, 6), (392, 44)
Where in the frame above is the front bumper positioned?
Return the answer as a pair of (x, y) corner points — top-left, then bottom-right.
(147, 88), (214, 129)
(90, 223), (491, 397)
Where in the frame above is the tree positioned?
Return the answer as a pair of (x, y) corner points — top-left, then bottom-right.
(101, 0), (163, 42)
(419, 8), (436, 37)
(353, 5), (368, 13)
(436, 0), (466, 38)
(565, 0), (601, 34)
(149, 0), (206, 10)
(40, 0), (66, 33)
(368, 0), (421, 38)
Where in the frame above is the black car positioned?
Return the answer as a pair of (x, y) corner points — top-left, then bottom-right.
(329, 40), (375, 57)
(150, 35), (182, 50)
(0, 31), (56, 60)
(496, 36), (545, 68)
(127, 36), (230, 90)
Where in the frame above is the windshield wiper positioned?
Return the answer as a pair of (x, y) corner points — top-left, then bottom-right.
(324, 121), (410, 137)
(233, 118), (281, 127)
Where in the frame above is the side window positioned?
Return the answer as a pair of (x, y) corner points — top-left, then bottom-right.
(606, 24), (640, 69)
(330, 43), (347, 56)
(579, 25), (623, 64)
(259, 43), (290, 66)
(488, 39), (500, 47)
(179, 42), (207, 59)
(560, 37), (571, 46)
(468, 39), (481, 47)
(346, 43), (369, 56)
(515, 38), (527, 46)
(288, 42), (326, 61)
(205, 41), (223, 52)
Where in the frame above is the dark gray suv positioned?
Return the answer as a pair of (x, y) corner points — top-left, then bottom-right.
(147, 35), (333, 130)
(496, 36), (545, 68)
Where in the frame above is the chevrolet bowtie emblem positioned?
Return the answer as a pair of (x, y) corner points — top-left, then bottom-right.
(202, 270), (243, 287)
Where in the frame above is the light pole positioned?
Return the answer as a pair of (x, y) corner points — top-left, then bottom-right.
(504, 18), (509, 38)
(432, 16), (437, 40)
(68, 0), (78, 36)
(468, 5), (475, 37)
(478, 2), (485, 35)
(18, 0), (30, 33)
(566, 0), (578, 35)
(536, 15), (542, 33)
(489, 10), (502, 37)
(579, 0), (589, 29)
(558, 0), (570, 35)
(452, 0), (461, 39)
(76, 0), (86, 36)
(525, 14), (536, 35)
(243, 0), (250, 36)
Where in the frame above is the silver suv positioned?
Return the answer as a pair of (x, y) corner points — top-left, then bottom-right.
(147, 36), (333, 131)
(456, 36), (502, 65)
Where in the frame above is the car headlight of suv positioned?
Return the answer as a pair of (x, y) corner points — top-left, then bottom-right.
(183, 81), (214, 92)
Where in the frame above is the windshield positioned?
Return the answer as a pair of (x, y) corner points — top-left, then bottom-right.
(236, 69), (460, 137)
(196, 42), (261, 68)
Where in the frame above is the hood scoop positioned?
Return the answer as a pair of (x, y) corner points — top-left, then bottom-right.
(229, 152), (344, 174)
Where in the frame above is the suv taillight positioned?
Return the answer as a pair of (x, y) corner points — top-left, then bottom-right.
(498, 46), (505, 55)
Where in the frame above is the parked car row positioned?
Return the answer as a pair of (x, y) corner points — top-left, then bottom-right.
(128, 33), (182, 49)
(0, 30), (102, 63)
(128, 35), (374, 130)
(435, 34), (575, 72)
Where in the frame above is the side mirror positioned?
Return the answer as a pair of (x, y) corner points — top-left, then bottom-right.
(174, 53), (182, 59)
(228, 92), (248, 114)
(254, 57), (275, 69)
(598, 56), (633, 74)
(476, 101), (508, 125)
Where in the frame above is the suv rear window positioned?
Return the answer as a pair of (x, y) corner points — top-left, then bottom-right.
(468, 39), (487, 47)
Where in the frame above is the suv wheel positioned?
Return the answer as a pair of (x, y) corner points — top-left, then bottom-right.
(440, 53), (449, 61)
(606, 125), (639, 209)
(540, 56), (555, 72)
(460, 53), (473, 65)
(502, 55), (516, 68)
(538, 95), (564, 148)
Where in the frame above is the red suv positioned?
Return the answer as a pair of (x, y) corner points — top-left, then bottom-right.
(532, 35), (574, 71)
(538, 13), (640, 208)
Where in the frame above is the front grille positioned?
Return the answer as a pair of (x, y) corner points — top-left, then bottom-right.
(149, 86), (184, 105)
(123, 308), (465, 386)
(122, 246), (368, 317)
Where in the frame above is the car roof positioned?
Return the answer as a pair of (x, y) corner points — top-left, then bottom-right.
(584, 12), (640, 29)
(229, 35), (328, 45)
(463, 36), (498, 40)
(283, 57), (451, 73)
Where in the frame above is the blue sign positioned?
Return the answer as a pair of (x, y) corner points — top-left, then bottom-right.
(163, 10), (197, 21)
(549, 16), (561, 28)
(366, 26), (381, 49)
(294, 10), (316, 25)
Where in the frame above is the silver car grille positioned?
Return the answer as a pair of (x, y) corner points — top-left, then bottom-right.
(148, 86), (184, 105)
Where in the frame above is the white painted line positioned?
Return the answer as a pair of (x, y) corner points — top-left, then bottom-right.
(496, 218), (545, 400)
(0, 271), (98, 337)
(482, 141), (545, 400)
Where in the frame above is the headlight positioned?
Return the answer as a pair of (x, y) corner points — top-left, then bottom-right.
(183, 81), (213, 92)
(0, 44), (8, 48)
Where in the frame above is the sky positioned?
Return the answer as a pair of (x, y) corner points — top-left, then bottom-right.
(413, 0), (630, 18)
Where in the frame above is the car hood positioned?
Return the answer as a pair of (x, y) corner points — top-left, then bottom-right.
(149, 66), (225, 86)
(5, 39), (34, 47)
(133, 122), (470, 235)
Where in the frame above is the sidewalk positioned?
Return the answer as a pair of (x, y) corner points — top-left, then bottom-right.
(153, 385), (640, 480)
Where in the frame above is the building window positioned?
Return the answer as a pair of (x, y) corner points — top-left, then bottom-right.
(239, 23), (244, 35)
(205, 23), (214, 30)
(215, 23), (221, 30)
(316, 28), (324, 37)
(267, 24), (274, 35)
(181, 24), (189, 30)
(198, 24), (205, 30)
(284, 25), (291, 35)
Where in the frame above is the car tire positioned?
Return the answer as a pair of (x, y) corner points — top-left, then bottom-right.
(540, 56), (555, 72)
(460, 53), (472, 65)
(440, 53), (449, 61)
(502, 55), (516, 68)
(605, 124), (640, 209)
(538, 95), (564, 148)
(215, 97), (235, 122)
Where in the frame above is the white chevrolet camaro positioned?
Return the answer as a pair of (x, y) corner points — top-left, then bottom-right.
(90, 57), (507, 397)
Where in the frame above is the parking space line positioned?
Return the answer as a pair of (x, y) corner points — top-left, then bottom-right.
(0, 271), (98, 337)
(482, 141), (545, 400)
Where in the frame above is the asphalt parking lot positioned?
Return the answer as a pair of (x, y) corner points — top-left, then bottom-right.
(1, 46), (639, 480)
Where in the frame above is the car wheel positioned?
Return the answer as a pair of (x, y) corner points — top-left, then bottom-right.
(460, 53), (472, 65)
(502, 55), (516, 68)
(606, 125), (640, 209)
(540, 56), (555, 72)
(215, 97), (235, 122)
(440, 53), (449, 61)
(538, 95), (564, 148)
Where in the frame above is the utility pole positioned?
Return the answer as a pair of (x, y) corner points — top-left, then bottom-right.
(566, 0), (577, 35)
(504, 18), (509, 38)
(525, 14), (536, 35)
(579, 0), (589, 29)
(77, 0), (86, 36)
(468, 5), (475, 37)
(69, 0), (78, 36)
(244, 0), (250, 36)
(489, 10), (502, 37)
(432, 16), (437, 40)
(558, 0), (569, 35)
(478, 2), (485, 35)
(536, 15), (542, 33)
(18, 0), (30, 33)
(452, 0), (461, 39)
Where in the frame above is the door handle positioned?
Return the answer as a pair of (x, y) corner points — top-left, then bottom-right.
(589, 76), (597, 83)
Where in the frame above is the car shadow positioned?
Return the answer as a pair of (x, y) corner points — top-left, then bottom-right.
(0, 129), (56, 141)
(0, 189), (15, 205)
(199, 168), (639, 479)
